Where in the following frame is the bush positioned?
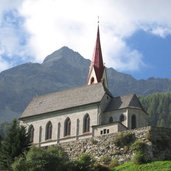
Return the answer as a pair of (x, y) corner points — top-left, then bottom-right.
(109, 158), (119, 168)
(114, 132), (135, 148)
(74, 153), (95, 171)
(131, 140), (145, 152)
(12, 155), (27, 171)
(12, 146), (70, 171)
(93, 163), (110, 171)
(132, 151), (145, 164)
(100, 155), (111, 165)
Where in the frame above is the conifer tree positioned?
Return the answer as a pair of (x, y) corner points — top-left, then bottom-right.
(0, 119), (29, 170)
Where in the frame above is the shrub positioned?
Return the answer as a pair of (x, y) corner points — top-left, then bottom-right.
(74, 153), (95, 171)
(131, 140), (145, 152)
(109, 158), (119, 168)
(93, 163), (110, 171)
(100, 155), (111, 165)
(132, 151), (145, 164)
(12, 146), (70, 171)
(114, 132), (135, 148)
(12, 155), (27, 171)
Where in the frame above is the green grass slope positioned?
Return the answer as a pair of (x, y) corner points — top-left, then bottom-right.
(112, 161), (171, 171)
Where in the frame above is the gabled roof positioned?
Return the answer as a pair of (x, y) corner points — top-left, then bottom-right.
(105, 94), (145, 112)
(20, 83), (108, 119)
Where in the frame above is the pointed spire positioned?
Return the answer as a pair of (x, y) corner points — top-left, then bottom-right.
(92, 24), (104, 82)
(87, 23), (108, 87)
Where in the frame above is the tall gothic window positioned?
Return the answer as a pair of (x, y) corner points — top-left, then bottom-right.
(131, 115), (136, 129)
(109, 116), (113, 123)
(119, 114), (125, 123)
(28, 125), (34, 143)
(64, 118), (71, 136)
(45, 121), (52, 140)
(83, 114), (90, 133)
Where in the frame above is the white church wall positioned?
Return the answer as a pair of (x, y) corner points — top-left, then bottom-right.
(101, 109), (128, 126)
(127, 108), (148, 129)
(92, 122), (127, 136)
(22, 103), (99, 146)
(99, 94), (112, 113)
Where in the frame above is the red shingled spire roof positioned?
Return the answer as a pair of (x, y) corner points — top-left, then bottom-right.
(92, 25), (104, 82)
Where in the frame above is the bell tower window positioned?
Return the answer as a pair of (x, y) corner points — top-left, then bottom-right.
(90, 77), (94, 84)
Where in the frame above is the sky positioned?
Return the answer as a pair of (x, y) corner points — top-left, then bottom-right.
(0, 0), (171, 79)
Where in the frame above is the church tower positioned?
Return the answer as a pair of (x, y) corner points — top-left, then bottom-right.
(87, 24), (108, 87)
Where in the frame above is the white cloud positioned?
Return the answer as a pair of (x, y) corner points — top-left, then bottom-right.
(1, 0), (171, 72)
(148, 26), (171, 38)
(101, 33), (145, 71)
(0, 2), (34, 70)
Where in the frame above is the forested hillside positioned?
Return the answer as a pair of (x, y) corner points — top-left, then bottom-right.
(140, 92), (171, 128)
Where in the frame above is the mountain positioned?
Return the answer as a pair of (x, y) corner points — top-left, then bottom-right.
(0, 46), (171, 123)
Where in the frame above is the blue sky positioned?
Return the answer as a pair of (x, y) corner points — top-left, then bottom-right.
(126, 30), (171, 79)
(0, 0), (171, 79)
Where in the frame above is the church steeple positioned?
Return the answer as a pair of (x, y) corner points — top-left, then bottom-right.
(87, 24), (108, 87)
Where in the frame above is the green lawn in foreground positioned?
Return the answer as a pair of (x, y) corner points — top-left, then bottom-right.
(112, 161), (171, 171)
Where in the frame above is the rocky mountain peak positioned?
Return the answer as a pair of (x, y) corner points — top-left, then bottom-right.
(43, 46), (82, 64)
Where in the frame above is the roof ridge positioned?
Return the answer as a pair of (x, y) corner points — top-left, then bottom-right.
(114, 94), (135, 99)
(33, 82), (104, 99)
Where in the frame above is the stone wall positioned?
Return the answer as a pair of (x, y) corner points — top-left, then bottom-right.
(59, 126), (171, 163)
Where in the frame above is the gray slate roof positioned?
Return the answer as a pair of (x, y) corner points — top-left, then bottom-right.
(105, 94), (144, 112)
(20, 83), (108, 119)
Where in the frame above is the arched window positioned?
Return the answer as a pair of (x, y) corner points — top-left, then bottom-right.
(28, 125), (34, 143)
(64, 118), (71, 136)
(83, 114), (90, 133)
(45, 121), (52, 140)
(91, 77), (94, 84)
(109, 116), (113, 123)
(119, 114), (125, 123)
(131, 115), (136, 129)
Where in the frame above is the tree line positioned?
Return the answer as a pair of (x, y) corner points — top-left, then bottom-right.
(140, 92), (171, 128)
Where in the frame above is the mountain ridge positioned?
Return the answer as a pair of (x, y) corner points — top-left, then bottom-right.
(0, 46), (171, 123)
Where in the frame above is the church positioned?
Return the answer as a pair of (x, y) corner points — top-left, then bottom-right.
(20, 25), (148, 147)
